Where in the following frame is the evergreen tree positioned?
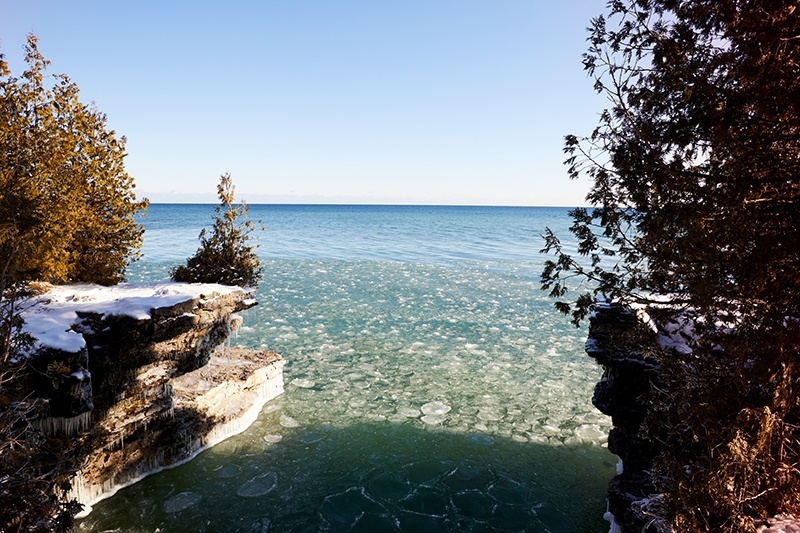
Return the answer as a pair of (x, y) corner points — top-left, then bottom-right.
(172, 173), (262, 287)
(542, 1), (799, 324)
(0, 34), (147, 289)
(541, 2), (800, 530)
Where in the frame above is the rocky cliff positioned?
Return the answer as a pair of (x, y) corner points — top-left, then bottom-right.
(20, 283), (285, 513)
(586, 303), (662, 533)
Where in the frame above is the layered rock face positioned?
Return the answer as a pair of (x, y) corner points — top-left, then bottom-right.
(21, 283), (284, 511)
(586, 304), (661, 533)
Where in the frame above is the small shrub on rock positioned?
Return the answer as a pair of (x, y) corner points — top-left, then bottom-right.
(172, 173), (262, 287)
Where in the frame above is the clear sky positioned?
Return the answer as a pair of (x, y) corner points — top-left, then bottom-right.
(3, 1), (607, 206)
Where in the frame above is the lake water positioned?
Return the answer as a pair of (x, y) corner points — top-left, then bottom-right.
(76, 204), (613, 532)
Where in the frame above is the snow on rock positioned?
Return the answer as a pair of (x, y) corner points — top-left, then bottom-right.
(20, 282), (247, 353)
(758, 515), (800, 533)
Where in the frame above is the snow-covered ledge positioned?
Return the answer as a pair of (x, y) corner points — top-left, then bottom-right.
(18, 282), (284, 515)
(20, 282), (257, 356)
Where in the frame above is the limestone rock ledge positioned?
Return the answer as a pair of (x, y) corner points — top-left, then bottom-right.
(71, 348), (284, 512)
(19, 283), (284, 514)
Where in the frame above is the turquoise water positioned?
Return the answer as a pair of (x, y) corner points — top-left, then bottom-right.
(77, 205), (613, 532)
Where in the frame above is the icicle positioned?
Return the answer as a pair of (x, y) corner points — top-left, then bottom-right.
(35, 411), (93, 437)
(226, 335), (231, 377)
(229, 313), (243, 340)
(604, 500), (623, 533)
(196, 370), (285, 452)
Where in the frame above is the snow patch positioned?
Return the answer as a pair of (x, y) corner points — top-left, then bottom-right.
(758, 515), (800, 533)
(20, 282), (246, 353)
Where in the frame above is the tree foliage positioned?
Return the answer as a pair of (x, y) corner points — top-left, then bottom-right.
(1, 32), (148, 362)
(172, 173), (262, 287)
(0, 34), (148, 290)
(542, 0), (799, 325)
(542, 1), (800, 530)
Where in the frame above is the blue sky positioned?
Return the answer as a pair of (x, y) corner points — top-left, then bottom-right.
(3, 1), (606, 205)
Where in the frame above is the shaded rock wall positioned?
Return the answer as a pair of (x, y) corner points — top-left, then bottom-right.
(586, 304), (662, 533)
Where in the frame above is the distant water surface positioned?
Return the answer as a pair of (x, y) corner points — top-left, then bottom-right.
(78, 204), (613, 532)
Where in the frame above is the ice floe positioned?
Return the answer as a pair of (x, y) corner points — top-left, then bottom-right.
(237, 472), (278, 498)
(163, 491), (202, 513)
(290, 378), (316, 388)
(420, 401), (451, 416)
(279, 415), (299, 428)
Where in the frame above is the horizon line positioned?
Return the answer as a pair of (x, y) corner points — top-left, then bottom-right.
(142, 201), (590, 208)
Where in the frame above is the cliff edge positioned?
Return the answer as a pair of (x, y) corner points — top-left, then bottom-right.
(585, 303), (662, 533)
(19, 282), (284, 513)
